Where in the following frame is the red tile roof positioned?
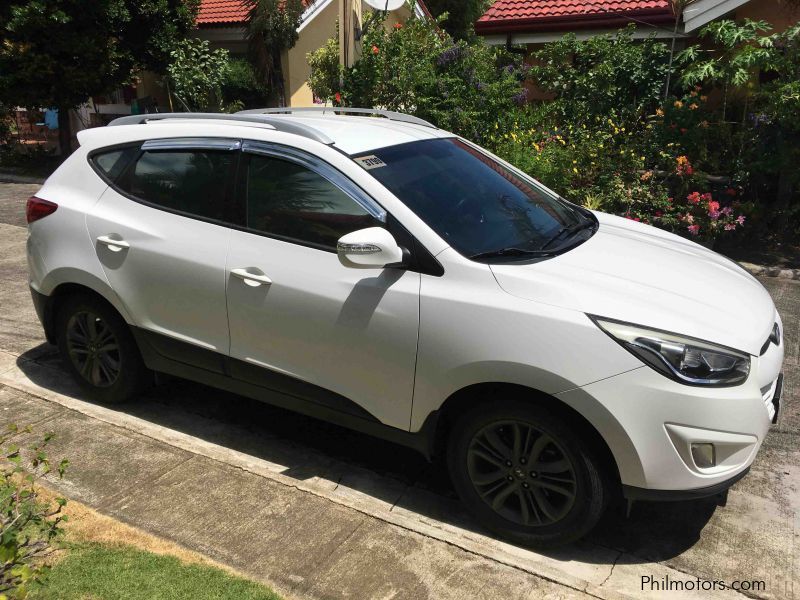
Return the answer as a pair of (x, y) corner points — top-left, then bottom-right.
(475, 0), (675, 35)
(197, 0), (251, 26)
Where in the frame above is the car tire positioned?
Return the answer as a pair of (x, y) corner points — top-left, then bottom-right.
(56, 294), (149, 404)
(447, 398), (608, 547)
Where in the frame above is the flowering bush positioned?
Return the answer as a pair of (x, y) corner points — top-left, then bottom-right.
(677, 190), (746, 241)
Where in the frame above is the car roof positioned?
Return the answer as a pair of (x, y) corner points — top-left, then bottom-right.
(254, 113), (452, 154)
(93, 110), (454, 155)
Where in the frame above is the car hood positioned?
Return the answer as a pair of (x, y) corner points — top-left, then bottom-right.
(490, 211), (775, 355)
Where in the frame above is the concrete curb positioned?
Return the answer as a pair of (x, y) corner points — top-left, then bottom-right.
(739, 262), (800, 281)
(0, 172), (46, 185)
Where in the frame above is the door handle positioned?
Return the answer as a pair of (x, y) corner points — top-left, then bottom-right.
(231, 268), (272, 287)
(96, 235), (130, 252)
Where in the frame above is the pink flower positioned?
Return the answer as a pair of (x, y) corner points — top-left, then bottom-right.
(736, 215), (746, 225)
(721, 206), (733, 216)
(687, 224), (701, 235)
(702, 193), (713, 203)
(724, 223), (736, 231)
(687, 192), (701, 204)
(685, 214), (694, 223)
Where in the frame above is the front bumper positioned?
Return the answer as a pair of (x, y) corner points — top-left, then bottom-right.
(556, 338), (783, 495)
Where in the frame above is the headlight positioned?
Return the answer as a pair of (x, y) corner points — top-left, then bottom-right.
(591, 317), (750, 387)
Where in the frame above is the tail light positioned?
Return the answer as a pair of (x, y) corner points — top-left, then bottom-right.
(26, 196), (58, 224)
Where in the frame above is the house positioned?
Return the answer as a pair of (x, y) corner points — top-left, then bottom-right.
(197, 0), (431, 107)
(474, 0), (800, 45)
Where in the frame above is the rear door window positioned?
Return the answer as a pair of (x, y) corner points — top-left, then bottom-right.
(119, 149), (236, 223)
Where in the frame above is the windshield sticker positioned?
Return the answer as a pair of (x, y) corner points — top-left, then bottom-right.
(355, 155), (387, 170)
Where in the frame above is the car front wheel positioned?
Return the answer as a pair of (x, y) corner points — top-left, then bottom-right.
(447, 399), (608, 547)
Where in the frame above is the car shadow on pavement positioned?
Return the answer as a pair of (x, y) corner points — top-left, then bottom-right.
(15, 343), (719, 565)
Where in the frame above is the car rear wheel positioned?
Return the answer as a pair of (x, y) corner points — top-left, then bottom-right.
(447, 399), (608, 547)
(56, 294), (148, 404)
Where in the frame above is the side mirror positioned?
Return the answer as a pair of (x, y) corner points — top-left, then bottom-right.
(337, 227), (404, 268)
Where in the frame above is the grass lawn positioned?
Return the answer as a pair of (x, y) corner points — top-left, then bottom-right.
(31, 543), (280, 600)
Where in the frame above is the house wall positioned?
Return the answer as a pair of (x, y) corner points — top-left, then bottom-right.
(734, 0), (800, 31)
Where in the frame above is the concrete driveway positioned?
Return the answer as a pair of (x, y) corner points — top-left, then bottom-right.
(1, 182), (798, 599)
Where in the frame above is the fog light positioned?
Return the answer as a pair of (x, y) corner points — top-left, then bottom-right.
(691, 443), (716, 468)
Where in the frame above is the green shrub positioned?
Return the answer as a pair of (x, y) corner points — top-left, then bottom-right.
(528, 26), (671, 127)
(166, 38), (231, 112)
(308, 13), (526, 145)
(1, 425), (69, 599)
(221, 58), (267, 110)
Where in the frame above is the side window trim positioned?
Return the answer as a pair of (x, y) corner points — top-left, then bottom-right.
(105, 139), (241, 227)
(141, 138), (242, 152)
(241, 140), (386, 223)
(88, 142), (143, 186)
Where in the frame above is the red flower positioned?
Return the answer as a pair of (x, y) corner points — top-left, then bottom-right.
(725, 187), (737, 196)
(394, 22), (403, 29)
(684, 165), (694, 175)
(372, 45), (380, 54)
(655, 210), (663, 217)
(707, 200), (720, 213)
(334, 92), (342, 104)
(687, 191), (701, 204)
(680, 128), (688, 134)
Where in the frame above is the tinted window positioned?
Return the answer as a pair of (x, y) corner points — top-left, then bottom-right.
(124, 150), (234, 221)
(245, 154), (380, 249)
(92, 146), (138, 182)
(354, 139), (592, 259)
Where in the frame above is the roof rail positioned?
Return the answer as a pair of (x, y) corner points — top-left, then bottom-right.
(236, 107), (437, 129)
(107, 113), (334, 145)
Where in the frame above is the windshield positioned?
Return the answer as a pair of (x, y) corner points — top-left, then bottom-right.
(353, 138), (594, 260)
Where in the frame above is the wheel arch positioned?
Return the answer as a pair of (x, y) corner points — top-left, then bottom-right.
(431, 382), (628, 490)
(36, 271), (132, 344)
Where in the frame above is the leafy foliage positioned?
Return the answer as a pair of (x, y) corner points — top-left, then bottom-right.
(1, 425), (69, 599)
(0, 0), (199, 110)
(166, 39), (231, 112)
(307, 36), (341, 106)
(221, 58), (268, 110)
(247, 0), (304, 106)
(421, 0), (491, 40)
(309, 13), (526, 145)
(528, 26), (672, 125)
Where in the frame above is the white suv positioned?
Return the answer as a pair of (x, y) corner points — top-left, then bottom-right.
(26, 108), (784, 546)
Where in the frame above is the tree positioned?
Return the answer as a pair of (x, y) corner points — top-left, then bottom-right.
(0, 0), (199, 158)
(422, 0), (490, 40)
(247, 0), (304, 107)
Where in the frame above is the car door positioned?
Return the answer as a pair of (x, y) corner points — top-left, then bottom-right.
(86, 138), (239, 371)
(225, 141), (420, 430)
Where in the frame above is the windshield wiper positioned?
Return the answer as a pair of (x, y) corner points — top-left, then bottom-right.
(469, 247), (554, 261)
(539, 220), (596, 251)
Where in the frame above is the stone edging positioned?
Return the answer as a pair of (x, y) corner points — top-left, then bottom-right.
(739, 262), (800, 281)
(0, 172), (46, 185)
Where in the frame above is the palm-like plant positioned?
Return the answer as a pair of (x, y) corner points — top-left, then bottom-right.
(247, 0), (305, 107)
